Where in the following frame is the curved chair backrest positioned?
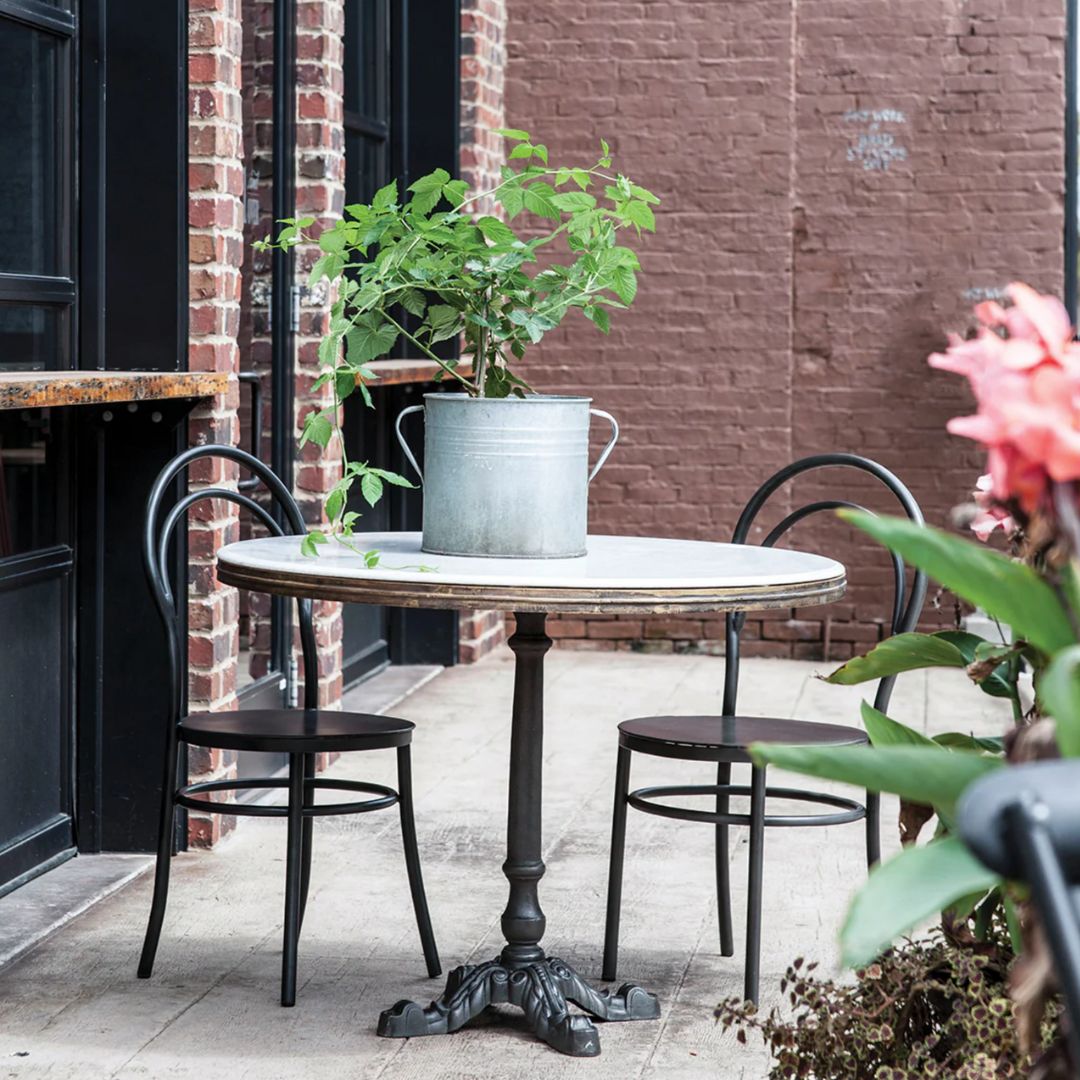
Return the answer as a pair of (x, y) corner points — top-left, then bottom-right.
(723, 453), (927, 717)
(144, 445), (318, 723)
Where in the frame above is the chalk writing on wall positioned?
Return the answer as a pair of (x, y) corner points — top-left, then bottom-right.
(843, 108), (908, 171)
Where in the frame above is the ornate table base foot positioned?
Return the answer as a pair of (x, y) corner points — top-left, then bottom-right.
(377, 955), (660, 1057)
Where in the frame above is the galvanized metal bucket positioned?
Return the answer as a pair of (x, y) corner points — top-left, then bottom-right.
(394, 394), (619, 558)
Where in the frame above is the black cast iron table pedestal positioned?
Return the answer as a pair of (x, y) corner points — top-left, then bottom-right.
(377, 612), (660, 1056)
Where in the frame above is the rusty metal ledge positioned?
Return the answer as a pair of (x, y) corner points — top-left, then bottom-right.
(363, 358), (474, 388)
(0, 371), (228, 411)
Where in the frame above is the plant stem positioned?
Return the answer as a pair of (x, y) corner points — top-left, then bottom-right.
(380, 310), (475, 392)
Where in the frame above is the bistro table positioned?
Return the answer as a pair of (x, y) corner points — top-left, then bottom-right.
(217, 531), (845, 1056)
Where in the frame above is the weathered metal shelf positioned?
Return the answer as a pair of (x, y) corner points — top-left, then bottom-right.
(363, 358), (473, 388)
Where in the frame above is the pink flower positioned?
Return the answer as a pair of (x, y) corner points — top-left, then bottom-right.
(970, 474), (1016, 541)
(930, 283), (1080, 514)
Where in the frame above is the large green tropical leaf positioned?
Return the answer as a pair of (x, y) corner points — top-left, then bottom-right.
(860, 701), (937, 748)
(749, 743), (1002, 823)
(841, 837), (1000, 966)
(1037, 644), (1080, 757)
(827, 633), (969, 685)
(839, 511), (1075, 656)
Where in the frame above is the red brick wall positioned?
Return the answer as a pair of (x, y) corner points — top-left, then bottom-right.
(187, 0), (245, 846)
(459, 0), (510, 661)
(505, 0), (1065, 659)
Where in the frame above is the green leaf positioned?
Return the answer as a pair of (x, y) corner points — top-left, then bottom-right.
(498, 184), (525, 219)
(583, 305), (610, 334)
(299, 412), (333, 450)
(495, 127), (531, 142)
(935, 630), (1018, 700)
(398, 288), (427, 317)
(367, 467), (416, 488)
(840, 512), (1076, 657)
(408, 168), (451, 194)
(372, 179), (398, 210)
(551, 191), (597, 213)
(522, 182), (560, 221)
(933, 731), (1005, 753)
(860, 701), (938, 749)
(427, 303), (459, 329)
(443, 179), (469, 208)
(749, 743), (1003, 822)
(841, 837), (1000, 967)
(346, 319), (399, 363)
(325, 485), (346, 524)
(623, 200), (656, 231)
(630, 183), (660, 205)
(610, 265), (637, 305)
(1038, 644), (1080, 757)
(825, 632), (969, 686)
(509, 142), (536, 161)
(300, 530), (328, 559)
(334, 370), (356, 402)
(360, 472), (383, 507)
(571, 169), (591, 191)
(476, 216), (518, 246)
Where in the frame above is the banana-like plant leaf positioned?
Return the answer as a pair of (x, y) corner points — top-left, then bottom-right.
(749, 743), (1002, 824)
(826, 633), (969, 685)
(1037, 644), (1080, 758)
(838, 511), (1075, 657)
(933, 731), (1005, 753)
(935, 631), (1018, 700)
(841, 836), (1000, 967)
(860, 701), (938, 748)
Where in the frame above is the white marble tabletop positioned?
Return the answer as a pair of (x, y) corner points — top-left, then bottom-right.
(217, 533), (845, 616)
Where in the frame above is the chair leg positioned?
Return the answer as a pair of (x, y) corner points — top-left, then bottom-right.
(138, 736), (180, 979)
(744, 764), (767, 1005)
(299, 752), (315, 930)
(602, 744), (632, 982)
(396, 745), (441, 978)
(715, 761), (735, 957)
(866, 789), (881, 870)
(281, 753), (305, 1007)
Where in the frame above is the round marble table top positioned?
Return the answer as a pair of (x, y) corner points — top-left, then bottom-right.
(217, 532), (845, 615)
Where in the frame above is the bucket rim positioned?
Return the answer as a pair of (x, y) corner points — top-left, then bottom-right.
(422, 392), (594, 404)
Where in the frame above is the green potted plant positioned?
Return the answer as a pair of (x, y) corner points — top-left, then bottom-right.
(258, 129), (658, 558)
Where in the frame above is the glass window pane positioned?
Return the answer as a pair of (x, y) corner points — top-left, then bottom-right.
(0, 408), (61, 557)
(0, 20), (63, 276)
(0, 305), (67, 372)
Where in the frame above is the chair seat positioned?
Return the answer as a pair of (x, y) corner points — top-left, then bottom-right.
(179, 708), (413, 754)
(618, 714), (868, 763)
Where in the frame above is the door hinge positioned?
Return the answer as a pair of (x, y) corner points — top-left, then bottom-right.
(290, 284), (301, 333)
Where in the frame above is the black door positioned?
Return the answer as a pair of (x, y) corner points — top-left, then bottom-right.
(340, 0), (462, 686)
(0, 2), (78, 893)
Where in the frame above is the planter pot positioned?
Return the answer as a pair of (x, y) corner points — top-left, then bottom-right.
(394, 394), (618, 559)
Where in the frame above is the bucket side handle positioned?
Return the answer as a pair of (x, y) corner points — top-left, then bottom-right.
(588, 409), (619, 484)
(394, 404), (425, 484)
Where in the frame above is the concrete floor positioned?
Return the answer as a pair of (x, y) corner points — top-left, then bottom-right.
(0, 651), (1009, 1079)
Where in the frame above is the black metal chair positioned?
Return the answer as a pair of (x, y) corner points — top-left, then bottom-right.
(959, 761), (1080, 1068)
(138, 445), (440, 1006)
(602, 453), (927, 1003)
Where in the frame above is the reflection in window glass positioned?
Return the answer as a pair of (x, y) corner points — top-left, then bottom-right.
(0, 409), (60, 558)
(0, 21), (61, 277)
(0, 305), (66, 372)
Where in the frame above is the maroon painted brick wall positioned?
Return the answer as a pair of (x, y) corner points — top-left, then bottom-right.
(505, 0), (1065, 658)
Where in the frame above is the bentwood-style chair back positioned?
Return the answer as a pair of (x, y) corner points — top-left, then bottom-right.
(144, 443), (318, 721)
(724, 452), (928, 717)
(138, 445), (439, 1006)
